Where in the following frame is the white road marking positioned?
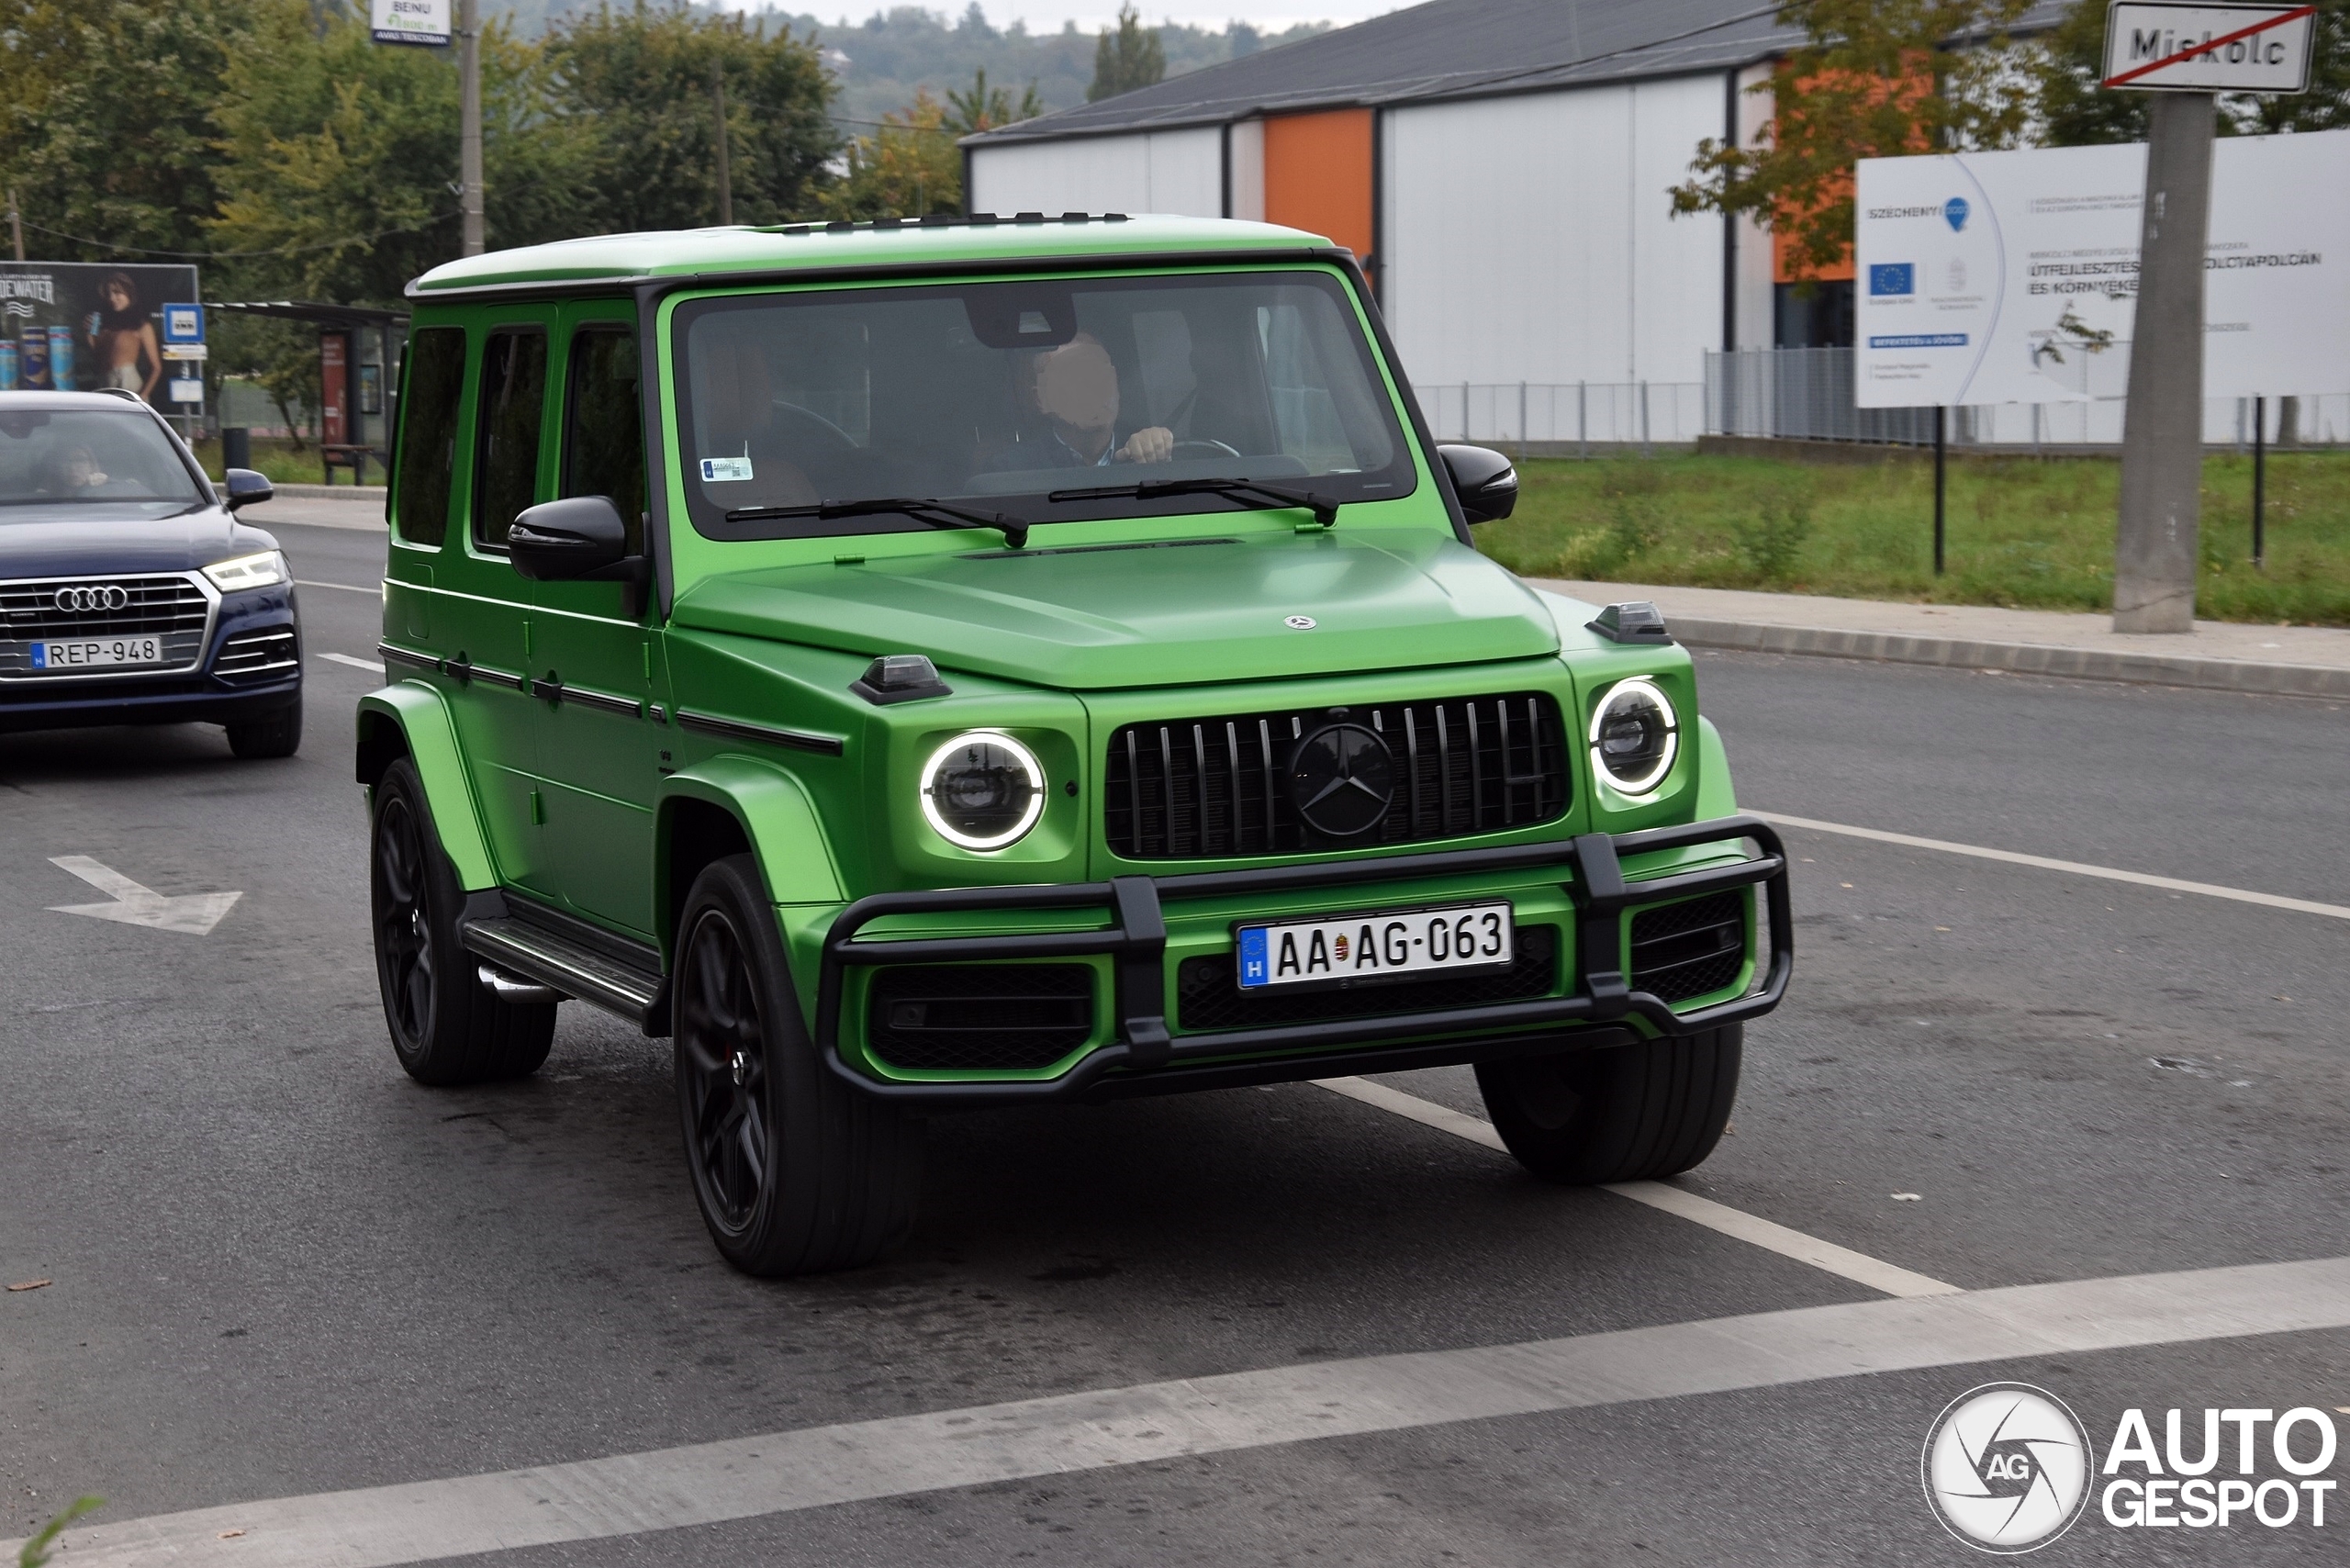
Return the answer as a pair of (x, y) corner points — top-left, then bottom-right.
(1315, 1078), (1961, 1297)
(1753, 810), (2350, 921)
(46, 857), (241, 935)
(319, 652), (386, 674)
(295, 578), (379, 594)
(19, 1254), (2348, 1568)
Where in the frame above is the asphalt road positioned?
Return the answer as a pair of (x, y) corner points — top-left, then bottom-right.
(5, 505), (2346, 1563)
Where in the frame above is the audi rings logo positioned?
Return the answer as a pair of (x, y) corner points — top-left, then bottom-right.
(54, 583), (130, 614)
(1923, 1383), (2096, 1553)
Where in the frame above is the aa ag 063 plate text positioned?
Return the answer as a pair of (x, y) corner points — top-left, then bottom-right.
(1237, 902), (1514, 991)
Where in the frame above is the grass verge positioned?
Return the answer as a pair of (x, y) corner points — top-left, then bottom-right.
(1472, 450), (2350, 626)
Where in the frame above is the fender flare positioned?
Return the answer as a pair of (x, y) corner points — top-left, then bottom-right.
(355, 684), (498, 890)
(1693, 714), (1739, 820)
(656, 753), (844, 933)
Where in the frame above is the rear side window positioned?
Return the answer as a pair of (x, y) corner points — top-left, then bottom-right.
(561, 326), (645, 554)
(474, 329), (547, 549)
(392, 327), (466, 547)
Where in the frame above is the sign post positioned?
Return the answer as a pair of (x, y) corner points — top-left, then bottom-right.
(2101, 2), (2313, 632)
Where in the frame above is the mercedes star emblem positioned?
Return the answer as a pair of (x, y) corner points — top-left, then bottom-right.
(1288, 722), (1395, 837)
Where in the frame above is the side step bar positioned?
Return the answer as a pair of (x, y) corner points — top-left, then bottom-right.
(460, 915), (665, 1029)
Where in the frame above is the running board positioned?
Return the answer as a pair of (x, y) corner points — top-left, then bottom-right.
(460, 915), (665, 1029)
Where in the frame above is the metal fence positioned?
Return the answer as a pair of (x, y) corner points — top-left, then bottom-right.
(1703, 345), (2350, 449)
(1421, 380), (1707, 452)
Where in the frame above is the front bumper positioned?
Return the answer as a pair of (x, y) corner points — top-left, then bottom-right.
(815, 814), (1792, 1105)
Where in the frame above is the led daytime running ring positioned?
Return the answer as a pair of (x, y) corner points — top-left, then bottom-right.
(1588, 677), (1679, 797)
(919, 729), (1046, 851)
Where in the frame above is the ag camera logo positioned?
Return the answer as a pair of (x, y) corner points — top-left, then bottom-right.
(1922, 1383), (2093, 1553)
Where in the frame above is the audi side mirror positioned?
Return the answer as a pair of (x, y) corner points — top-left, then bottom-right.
(509, 496), (632, 581)
(221, 468), (274, 512)
(1438, 444), (1518, 524)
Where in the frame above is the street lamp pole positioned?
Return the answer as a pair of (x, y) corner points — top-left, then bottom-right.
(458, 0), (484, 257)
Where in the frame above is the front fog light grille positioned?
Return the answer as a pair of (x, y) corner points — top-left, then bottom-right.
(1628, 892), (1746, 1003)
(215, 628), (299, 680)
(867, 964), (1094, 1071)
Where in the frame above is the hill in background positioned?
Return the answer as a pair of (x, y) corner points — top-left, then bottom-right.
(492, 3), (1331, 127)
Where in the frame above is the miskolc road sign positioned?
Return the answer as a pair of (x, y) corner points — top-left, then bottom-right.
(2103, 2), (2316, 92)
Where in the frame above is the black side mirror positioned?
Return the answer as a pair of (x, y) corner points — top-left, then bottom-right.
(221, 468), (274, 512)
(1438, 443), (1518, 524)
(509, 496), (631, 581)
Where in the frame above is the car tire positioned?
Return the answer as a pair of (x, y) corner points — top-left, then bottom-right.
(673, 853), (922, 1277)
(1474, 1025), (1741, 1184)
(370, 758), (556, 1085)
(225, 702), (303, 759)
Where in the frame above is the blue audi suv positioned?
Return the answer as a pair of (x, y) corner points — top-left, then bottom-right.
(0, 390), (302, 756)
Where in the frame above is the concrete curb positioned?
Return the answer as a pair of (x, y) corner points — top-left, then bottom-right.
(266, 483), (386, 501)
(1671, 616), (2350, 700)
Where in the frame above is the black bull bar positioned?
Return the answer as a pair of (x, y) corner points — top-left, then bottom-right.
(811, 815), (1792, 1104)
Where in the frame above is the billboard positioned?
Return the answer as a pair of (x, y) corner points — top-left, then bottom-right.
(0, 262), (202, 412)
(372, 0), (452, 47)
(1853, 129), (2350, 407)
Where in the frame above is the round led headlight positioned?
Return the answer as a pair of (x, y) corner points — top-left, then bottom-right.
(1588, 677), (1679, 797)
(920, 731), (1046, 850)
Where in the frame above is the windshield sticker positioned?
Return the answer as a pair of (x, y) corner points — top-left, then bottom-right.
(699, 454), (754, 483)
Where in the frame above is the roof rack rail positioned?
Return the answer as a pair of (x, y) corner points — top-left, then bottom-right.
(767, 212), (1132, 238)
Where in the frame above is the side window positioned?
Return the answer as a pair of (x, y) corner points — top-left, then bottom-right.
(473, 328), (547, 550)
(391, 327), (467, 547)
(561, 327), (646, 554)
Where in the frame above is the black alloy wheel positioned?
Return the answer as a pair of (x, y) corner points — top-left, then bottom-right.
(677, 905), (770, 1236)
(368, 758), (555, 1085)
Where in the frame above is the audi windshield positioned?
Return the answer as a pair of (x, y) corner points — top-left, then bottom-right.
(671, 270), (1415, 540)
(0, 407), (207, 515)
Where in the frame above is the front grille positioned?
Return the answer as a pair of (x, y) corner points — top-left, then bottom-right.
(1178, 924), (1560, 1033)
(867, 963), (1095, 1071)
(214, 628), (299, 681)
(1105, 691), (1566, 860)
(0, 574), (211, 678)
(1628, 891), (1747, 1003)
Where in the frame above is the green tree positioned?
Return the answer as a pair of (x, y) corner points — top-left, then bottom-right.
(824, 89), (960, 220)
(1088, 3), (1165, 103)
(2031, 0), (2150, 144)
(0, 0), (263, 260)
(945, 66), (1043, 135)
(209, 1), (585, 303)
(544, 2), (838, 232)
(1669, 0), (2037, 283)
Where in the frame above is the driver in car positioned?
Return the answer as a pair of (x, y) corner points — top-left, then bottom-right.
(1017, 333), (1173, 467)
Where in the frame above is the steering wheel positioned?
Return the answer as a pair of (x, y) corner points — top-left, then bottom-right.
(1170, 439), (1242, 460)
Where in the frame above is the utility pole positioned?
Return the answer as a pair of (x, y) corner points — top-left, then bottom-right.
(712, 69), (734, 226)
(2111, 91), (2213, 633)
(6, 189), (21, 263)
(458, 0), (485, 256)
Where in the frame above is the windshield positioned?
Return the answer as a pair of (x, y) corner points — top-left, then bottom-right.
(0, 408), (205, 515)
(673, 270), (1413, 541)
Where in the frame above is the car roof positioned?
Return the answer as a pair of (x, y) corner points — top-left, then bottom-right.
(0, 390), (161, 412)
(408, 214), (1336, 300)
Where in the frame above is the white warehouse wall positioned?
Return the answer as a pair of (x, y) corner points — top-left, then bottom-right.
(1731, 62), (1776, 351)
(968, 128), (1224, 218)
(1383, 74), (1731, 389)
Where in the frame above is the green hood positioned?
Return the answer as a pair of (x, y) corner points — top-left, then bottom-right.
(671, 530), (1561, 690)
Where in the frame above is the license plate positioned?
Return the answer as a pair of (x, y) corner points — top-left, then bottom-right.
(31, 637), (164, 671)
(1237, 902), (1514, 990)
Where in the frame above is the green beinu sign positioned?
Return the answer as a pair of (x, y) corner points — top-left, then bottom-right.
(355, 214), (1793, 1275)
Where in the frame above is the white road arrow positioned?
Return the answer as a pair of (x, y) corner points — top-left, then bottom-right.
(47, 856), (242, 935)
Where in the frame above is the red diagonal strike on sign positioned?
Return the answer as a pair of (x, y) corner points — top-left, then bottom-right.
(2102, 4), (2316, 88)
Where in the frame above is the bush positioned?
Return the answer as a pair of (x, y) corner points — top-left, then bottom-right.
(1732, 484), (1813, 582)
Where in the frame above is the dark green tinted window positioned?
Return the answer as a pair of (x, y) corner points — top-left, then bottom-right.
(392, 327), (466, 547)
(474, 329), (547, 549)
(561, 327), (645, 554)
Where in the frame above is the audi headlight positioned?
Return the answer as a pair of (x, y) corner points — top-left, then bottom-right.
(920, 731), (1045, 850)
(203, 551), (287, 592)
(1589, 678), (1678, 797)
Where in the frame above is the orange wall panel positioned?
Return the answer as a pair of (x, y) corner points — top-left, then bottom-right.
(1263, 109), (1375, 263)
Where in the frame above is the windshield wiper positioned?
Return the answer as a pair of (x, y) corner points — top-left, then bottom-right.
(1046, 477), (1339, 528)
(724, 496), (1029, 548)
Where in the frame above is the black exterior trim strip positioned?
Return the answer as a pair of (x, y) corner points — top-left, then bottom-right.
(377, 642), (441, 672)
(675, 709), (845, 756)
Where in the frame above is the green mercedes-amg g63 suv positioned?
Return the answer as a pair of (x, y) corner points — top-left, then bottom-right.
(358, 214), (1790, 1276)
